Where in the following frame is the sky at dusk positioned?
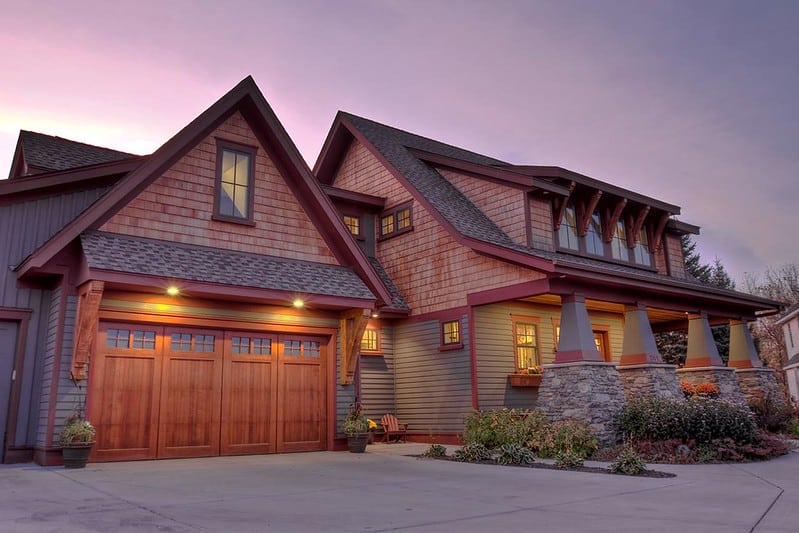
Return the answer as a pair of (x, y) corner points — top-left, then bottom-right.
(1, 0), (797, 285)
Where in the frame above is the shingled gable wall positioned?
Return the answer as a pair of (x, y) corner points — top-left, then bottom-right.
(100, 111), (338, 265)
(333, 140), (544, 315)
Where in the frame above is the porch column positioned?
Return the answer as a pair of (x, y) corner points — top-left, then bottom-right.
(729, 319), (784, 406)
(684, 312), (723, 368)
(677, 312), (745, 403)
(553, 293), (602, 363)
(617, 303), (682, 401)
(537, 293), (626, 445)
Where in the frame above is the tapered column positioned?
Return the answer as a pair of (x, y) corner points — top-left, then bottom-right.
(619, 303), (662, 365)
(553, 294), (602, 363)
(684, 312), (724, 368)
(728, 320), (762, 369)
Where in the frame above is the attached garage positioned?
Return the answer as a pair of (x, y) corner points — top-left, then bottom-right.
(89, 321), (328, 462)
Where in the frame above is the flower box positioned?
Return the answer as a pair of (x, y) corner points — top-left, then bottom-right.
(508, 373), (542, 388)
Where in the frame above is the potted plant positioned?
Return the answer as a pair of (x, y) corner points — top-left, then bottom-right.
(509, 365), (544, 387)
(343, 402), (370, 453)
(59, 413), (96, 468)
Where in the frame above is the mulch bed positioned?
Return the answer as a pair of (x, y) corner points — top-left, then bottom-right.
(416, 455), (676, 478)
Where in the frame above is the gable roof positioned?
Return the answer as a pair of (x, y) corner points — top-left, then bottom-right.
(776, 302), (799, 326)
(9, 131), (136, 178)
(15, 77), (393, 307)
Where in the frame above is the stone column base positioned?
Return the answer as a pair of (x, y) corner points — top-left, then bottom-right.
(617, 364), (682, 401)
(676, 366), (746, 404)
(735, 368), (786, 407)
(536, 362), (626, 445)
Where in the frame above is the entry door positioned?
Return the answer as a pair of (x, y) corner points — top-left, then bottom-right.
(157, 328), (223, 459)
(277, 336), (327, 452)
(0, 322), (18, 462)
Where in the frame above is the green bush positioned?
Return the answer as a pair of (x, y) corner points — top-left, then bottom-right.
(619, 397), (758, 444)
(748, 392), (793, 432)
(454, 443), (491, 462)
(610, 445), (647, 475)
(553, 451), (584, 469)
(788, 419), (799, 437)
(536, 419), (599, 459)
(463, 408), (548, 448)
(422, 444), (447, 458)
(494, 443), (535, 465)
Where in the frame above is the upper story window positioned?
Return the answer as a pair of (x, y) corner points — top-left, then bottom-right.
(214, 140), (256, 224)
(557, 205), (579, 250)
(610, 220), (628, 261)
(585, 212), (604, 256)
(633, 228), (652, 266)
(379, 202), (413, 239)
(343, 215), (361, 237)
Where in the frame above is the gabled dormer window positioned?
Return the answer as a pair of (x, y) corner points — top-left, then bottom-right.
(379, 202), (413, 239)
(585, 212), (604, 256)
(214, 140), (256, 225)
(633, 228), (652, 266)
(610, 220), (628, 261)
(343, 215), (361, 237)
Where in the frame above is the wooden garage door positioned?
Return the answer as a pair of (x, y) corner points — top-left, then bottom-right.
(90, 323), (327, 461)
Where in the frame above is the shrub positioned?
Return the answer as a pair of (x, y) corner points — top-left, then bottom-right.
(788, 419), (799, 437)
(536, 419), (599, 459)
(610, 445), (647, 475)
(463, 408), (548, 448)
(494, 444), (535, 465)
(748, 392), (793, 432)
(454, 443), (491, 462)
(422, 444), (447, 458)
(553, 451), (584, 469)
(59, 413), (96, 444)
(619, 397), (758, 445)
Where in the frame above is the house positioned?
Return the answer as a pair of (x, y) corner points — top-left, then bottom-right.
(777, 304), (799, 402)
(0, 78), (781, 465)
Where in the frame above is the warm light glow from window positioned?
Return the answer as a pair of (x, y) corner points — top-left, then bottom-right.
(166, 286), (180, 296)
(292, 298), (305, 308)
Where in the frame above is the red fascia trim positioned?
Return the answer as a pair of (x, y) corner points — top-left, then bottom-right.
(82, 268), (376, 310)
(312, 113), (352, 183)
(465, 238), (556, 273)
(0, 158), (144, 198)
(322, 185), (386, 208)
(468, 305), (479, 409)
(466, 278), (552, 307)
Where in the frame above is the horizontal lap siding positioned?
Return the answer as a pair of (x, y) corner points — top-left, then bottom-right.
(51, 295), (80, 444)
(359, 324), (395, 421)
(394, 317), (471, 434)
(35, 287), (61, 447)
(474, 302), (624, 410)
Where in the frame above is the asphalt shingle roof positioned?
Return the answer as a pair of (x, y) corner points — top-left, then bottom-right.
(20, 131), (136, 173)
(367, 257), (409, 312)
(80, 231), (375, 300)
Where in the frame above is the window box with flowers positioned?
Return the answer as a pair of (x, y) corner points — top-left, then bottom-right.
(508, 366), (543, 388)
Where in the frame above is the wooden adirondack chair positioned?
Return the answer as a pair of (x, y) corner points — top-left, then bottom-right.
(380, 414), (409, 443)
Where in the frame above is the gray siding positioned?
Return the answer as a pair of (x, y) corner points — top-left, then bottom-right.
(394, 315), (472, 435)
(50, 294), (80, 443)
(35, 287), (60, 447)
(359, 324), (395, 421)
(473, 304), (537, 410)
(335, 332), (355, 436)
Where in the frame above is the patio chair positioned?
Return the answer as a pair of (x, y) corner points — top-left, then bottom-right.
(380, 414), (409, 443)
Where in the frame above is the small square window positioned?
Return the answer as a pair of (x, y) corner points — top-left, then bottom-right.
(442, 320), (460, 345)
(361, 328), (379, 352)
(379, 203), (413, 239)
(397, 208), (411, 230)
(380, 215), (395, 236)
(343, 215), (361, 236)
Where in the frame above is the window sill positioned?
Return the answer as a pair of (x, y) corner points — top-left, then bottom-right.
(361, 351), (384, 357)
(212, 214), (256, 227)
(438, 343), (464, 352)
(508, 373), (542, 388)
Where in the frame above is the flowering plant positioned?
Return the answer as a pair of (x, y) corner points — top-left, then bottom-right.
(367, 418), (377, 430)
(680, 381), (720, 399)
(59, 413), (96, 444)
(518, 365), (543, 375)
(343, 402), (370, 435)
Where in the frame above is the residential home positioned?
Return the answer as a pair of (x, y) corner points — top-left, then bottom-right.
(777, 304), (799, 402)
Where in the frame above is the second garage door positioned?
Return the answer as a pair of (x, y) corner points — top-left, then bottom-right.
(89, 322), (328, 462)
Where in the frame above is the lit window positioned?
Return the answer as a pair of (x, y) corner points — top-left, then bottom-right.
(215, 141), (255, 223)
(442, 320), (460, 345)
(514, 322), (540, 371)
(343, 215), (361, 236)
(557, 205), (579, 250)
(361, 328), (379, 352)
(585, 212), (604, 256)
(594, 331), (611, 362)
(611, 220), (629, 261)
(633, 228), (652, 266)
(379, 203), (413, 238)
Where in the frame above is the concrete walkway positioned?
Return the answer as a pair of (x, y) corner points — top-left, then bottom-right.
(1, 443), (797, 532)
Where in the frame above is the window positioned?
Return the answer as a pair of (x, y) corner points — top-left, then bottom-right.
(361, 328), (379, 352)
(514, 321), (540, 371)
(557, 204), (579, 250)
(593, 330), (611, 362)
(106, 329), (156, 350)
(585, 212), (604, 256)
(132, 331), (156, 350)
(610, 219), (629, 261)
(633, 228), (652, 266)
(214, 140), (255, 223)
(170, 333), (216, 352)
(231, 336), (273, 355)
(343, 215), (361, 237)
(442, 320), (460, 345)
(379, 203), (413, 239)
(106, 328), (130, 349)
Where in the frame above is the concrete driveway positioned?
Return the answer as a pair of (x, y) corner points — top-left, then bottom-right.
(1, 443), (797, 532)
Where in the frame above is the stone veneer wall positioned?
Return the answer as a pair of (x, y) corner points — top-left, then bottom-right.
(676, 367), (746, 404)
(617, 364), (683, 401)
(735, 368), (786, 407)
(536, 362), (626, 445)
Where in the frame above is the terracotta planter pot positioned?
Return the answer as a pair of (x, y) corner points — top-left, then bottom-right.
(347, 433), (369, 453)
(62, 442), (94, 469)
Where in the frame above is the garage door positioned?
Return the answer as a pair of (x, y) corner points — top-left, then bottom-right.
(89, 323), (327, 462)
